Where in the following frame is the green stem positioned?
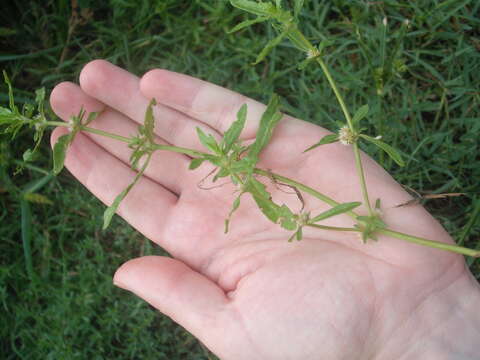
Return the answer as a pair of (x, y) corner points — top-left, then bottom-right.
(306, 224), (359, 232)
(81, 126), (132, 143)
(315, 53), (373, 216)
(46, 122), (133, 143)
(379, 229), (480, 258)
(253, 168), (348, 213)
(44, 114), (480, 257)
(315, 58), (354, 130)
(151, 144), (205, 158)
(259, 168), (479, 257)
(353, 143), (373, 215)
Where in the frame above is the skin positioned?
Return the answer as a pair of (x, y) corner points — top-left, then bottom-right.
(50, 60), (480, 359)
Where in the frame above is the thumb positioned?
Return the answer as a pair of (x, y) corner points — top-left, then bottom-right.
(113, 256), (229, 342)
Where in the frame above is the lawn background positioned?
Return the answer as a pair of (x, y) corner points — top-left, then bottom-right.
(1, 0), (479, 358)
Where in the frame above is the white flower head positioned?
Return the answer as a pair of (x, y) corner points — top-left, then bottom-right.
(374, 135), (382, 140)
(67, 118), (75, 132)
(306, 47), (320, 59)
(338, 126), (356, 145)
(383, 17), (388, 26)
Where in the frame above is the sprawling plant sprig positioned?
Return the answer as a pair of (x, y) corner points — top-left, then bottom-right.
(2, 0), (479, 259)
(228, 0), (405, 241)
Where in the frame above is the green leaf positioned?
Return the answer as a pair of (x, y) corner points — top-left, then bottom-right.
(34, 87), (46, 115)
(103, 153), (152, 230)
(103, 187), (129, 230)
(248, 94), (282, 163)
(310, 202), (362, 223)
(213, 167), (230, 182)
(224, 195), (242, 233)
(253, 30), (288, 65)
(223, 104), (247, 153)
(285, 27), (312, 52)
(84, 111), (100, 126)
(303, 134), (338, 152)
(228, 16), (269, 33)
(52, 134), (71, 175)
(196, 127), (221, 154)
(23, 149), (34, 162)
(229, 0), (276, 16)
(352, 104), (369, 125)
(278, 204), (296, 230)
(3, 70), (17, 112)
(144, 98), (157, 143)
(23, 192), (53, 205)
(288, 227), (303, 242)
(230, 157), (256, 174)
(360, 134), (405, 167)
(252, 193), (280, 223)
(245, 177), (271, 200)
(296, 226), (303, 240)
(189, 158), (205, 170)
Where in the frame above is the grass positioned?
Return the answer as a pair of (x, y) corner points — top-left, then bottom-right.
(1, 0), (479, 358)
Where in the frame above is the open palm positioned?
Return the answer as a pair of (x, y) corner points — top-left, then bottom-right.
(50, 60), (477, 359)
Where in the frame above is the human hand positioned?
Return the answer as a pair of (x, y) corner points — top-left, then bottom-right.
(50, 60), (480, 359)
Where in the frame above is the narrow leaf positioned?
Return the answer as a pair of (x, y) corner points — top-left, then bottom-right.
(196, 127), (221, 154)
(103, 187), (129, 230)
(23, 148), (34, 162)
(248, 94), (282, 162)
(23, 192), (53, 205)
(285, 28), (312, 52)
(53, 134), (71, 175)
(254, 30), (288, 65)
(213, 167), (230, 182)
(144, 98), (157, 143)
(278, 204), (296, 230)
(224, 195), (242, 233)
(228, 17), (268, 33)
(103, 154), (152, 230)
(352, 104), (369, 125)
(252, 193), (280, 223)
(296, 226), (303, 240)
(223, 103), (247, 152)
(84, 111), (100, 126)
(245, 177), (271, 200)
(360, 134), (405, 167)
(189, 158), (205, 170)
(310, 202), (361, 223)
(229, 0), (275, 16)
(303, 134), (338, 152)
(230, 157), (256, 174)
(3, 70), (17, 112)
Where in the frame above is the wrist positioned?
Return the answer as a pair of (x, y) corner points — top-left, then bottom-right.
(376, 264), (480, 359)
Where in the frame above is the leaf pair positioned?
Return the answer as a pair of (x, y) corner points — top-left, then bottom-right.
(103, 99), (158, 230)
(129, 99), (157, 170)
(52, 109), (99, 175)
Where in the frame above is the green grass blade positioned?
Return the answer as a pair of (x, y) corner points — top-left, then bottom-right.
(20, 199), (34, 279)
